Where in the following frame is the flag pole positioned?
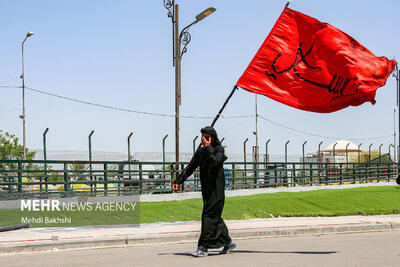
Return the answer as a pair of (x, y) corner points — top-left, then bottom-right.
(173, 85), (239, 191)
(211, 85), (239, 127)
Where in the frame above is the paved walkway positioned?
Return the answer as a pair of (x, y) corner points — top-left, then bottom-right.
(1, 215), (399, 254)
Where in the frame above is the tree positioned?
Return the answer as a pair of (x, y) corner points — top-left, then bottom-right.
(0, 130), (35, 170)
(69, 163), (89, 180)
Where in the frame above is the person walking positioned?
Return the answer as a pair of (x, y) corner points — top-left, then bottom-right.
(172, 126), (236, 257)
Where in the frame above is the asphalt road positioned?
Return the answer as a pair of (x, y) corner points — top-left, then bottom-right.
(1, 230), (399, 267)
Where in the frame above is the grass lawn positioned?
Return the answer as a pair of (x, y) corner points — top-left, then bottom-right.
(1, 186), (399, 228)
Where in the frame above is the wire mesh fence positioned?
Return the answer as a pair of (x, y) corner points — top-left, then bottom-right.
(0, 159), (397, 200)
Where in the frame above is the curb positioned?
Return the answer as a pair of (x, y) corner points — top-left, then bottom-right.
(0, 222), (399, 254)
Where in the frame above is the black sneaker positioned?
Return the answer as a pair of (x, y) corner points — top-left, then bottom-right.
(219, 240), (236, 254)
(191, 246), (208, 257)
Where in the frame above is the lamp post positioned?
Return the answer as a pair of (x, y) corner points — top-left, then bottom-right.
(21, 31), (34, 160)
(379, 144), (383, 162)
(164, 1), (216, 180)
(358, 143), (362, 164)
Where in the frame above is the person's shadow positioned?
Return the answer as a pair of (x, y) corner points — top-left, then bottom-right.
(159, 250), (337, 257)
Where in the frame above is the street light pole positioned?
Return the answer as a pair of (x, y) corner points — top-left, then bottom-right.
(21, 31), (34, 160)
(164, 1), (216, 182)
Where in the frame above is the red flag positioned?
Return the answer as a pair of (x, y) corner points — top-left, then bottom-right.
(236, 7), (397, 113)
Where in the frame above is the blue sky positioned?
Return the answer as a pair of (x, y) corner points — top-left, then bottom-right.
(0, 0), (399, 157)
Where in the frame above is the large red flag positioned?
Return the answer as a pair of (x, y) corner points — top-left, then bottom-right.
(236, 7), (397, 113)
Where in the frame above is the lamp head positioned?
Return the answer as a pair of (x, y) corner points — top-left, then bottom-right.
(195, 7), (216, 22)
(26, 32), (34, 38)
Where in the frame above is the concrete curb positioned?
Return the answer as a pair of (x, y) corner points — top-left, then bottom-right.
(1, 221), (399, 254)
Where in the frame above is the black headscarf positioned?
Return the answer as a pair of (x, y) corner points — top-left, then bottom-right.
(201, 126), (221, 147)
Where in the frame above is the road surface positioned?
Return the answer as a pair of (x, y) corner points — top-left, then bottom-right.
(1, 230), (399, 266)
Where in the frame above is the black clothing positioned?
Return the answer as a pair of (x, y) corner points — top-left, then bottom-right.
(174, 130), (231, 249)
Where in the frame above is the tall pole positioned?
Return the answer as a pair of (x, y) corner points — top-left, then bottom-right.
(397, 67), (400, 164)
(379, 144), (383, 162)
(255, 95), (258, 163)
(21, 32), (34, 159)
(174, 3), (180, 179)
(394, 65), (400, 164)
(394, 108), (397, 163)
(358, 143), (362, 164)
(192, 136), (198, 154)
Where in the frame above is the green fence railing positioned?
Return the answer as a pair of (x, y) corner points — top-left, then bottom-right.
(0, 160), (397, 200)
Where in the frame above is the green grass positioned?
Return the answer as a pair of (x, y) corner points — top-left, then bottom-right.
(1, 186), (400, 227)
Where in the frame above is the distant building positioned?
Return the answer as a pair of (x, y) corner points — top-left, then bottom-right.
(303, 140), (361, 163)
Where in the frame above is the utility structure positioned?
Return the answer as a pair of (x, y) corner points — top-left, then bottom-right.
(163, 0), (216, 178)
(393, 65), (400, 162)
(21, 31), (34, 159)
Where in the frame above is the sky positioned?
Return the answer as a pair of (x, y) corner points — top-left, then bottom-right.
(0, 0), (399, 158)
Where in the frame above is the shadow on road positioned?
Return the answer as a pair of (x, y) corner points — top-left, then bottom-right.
(159, 250), (337, 257)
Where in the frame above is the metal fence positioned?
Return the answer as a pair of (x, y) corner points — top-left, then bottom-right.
(0, 159), (398, 200)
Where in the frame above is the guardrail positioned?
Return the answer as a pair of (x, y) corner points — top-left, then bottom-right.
(0, 160), (397, 200)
